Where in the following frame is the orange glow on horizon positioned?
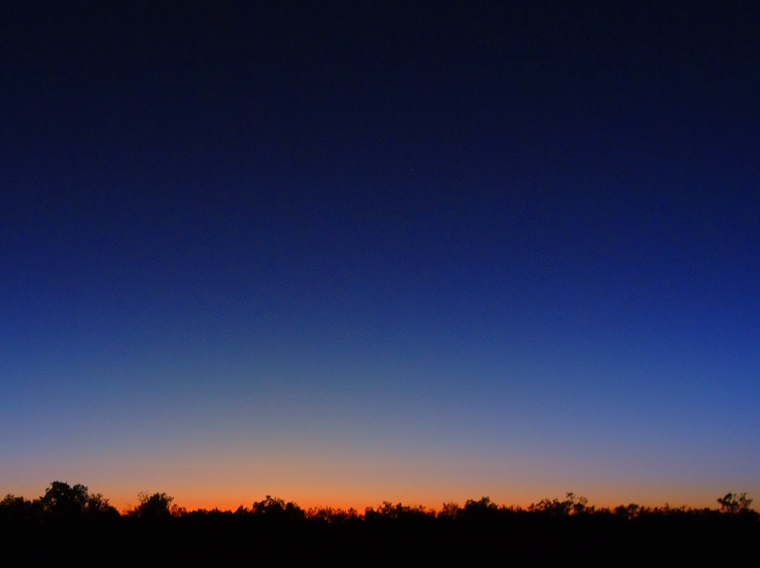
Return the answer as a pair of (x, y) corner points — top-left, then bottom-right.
(110, 488), (740, 516)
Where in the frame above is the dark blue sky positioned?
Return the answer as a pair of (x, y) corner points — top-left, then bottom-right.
(2, 1), (759, 509)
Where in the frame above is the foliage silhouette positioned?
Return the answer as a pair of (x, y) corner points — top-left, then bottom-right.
(613, 503), (642, 520)
(305, 506), (359, 524)
(438, 502), (460, 520)
(528, 492), (589, 516)
(34, 481), (118, 520)
(717, 492), (753, 514)
(242, 495), (305, 522)
(129, 492), (178, 519)
(0, 494), (38, 522)
(40, 481), (88, 518)
(2, 482), (758, 563)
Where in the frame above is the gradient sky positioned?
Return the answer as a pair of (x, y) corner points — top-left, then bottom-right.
(2, 1), (759, 512)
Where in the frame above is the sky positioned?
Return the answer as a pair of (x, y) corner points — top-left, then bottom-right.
(2, 1), (759, 512)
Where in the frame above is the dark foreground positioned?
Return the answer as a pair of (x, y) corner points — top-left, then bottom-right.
(4, 510), (759, 564)
(3, 486), (758, 563)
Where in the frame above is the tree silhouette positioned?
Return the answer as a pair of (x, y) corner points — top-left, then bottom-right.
(438, 502), (461, 520)
(36, 481), (118, 519)
(528, 493), (589, 517)
(0, 494), (38, 522)
(717, 492), (753, 514)
(40, 481), (89, 518)
(130, 492), (176, 519)
(84, 493), (119, 518)
(250, 495), (304, 521)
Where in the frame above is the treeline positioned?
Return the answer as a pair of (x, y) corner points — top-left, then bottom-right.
(2, 483), (758, 562)
(1, 482), (755, 522)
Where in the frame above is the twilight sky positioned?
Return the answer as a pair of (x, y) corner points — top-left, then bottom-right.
(2, 1), (759, 511)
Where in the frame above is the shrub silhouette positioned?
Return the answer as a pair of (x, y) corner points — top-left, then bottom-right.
(528, 492), (589, 517)
(0, 494), (38, 522)
(40, 481), (89, 518)
(717, 492), (753, 514)
(130, 492), (176, 519)
(249, 495), (304, 521)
